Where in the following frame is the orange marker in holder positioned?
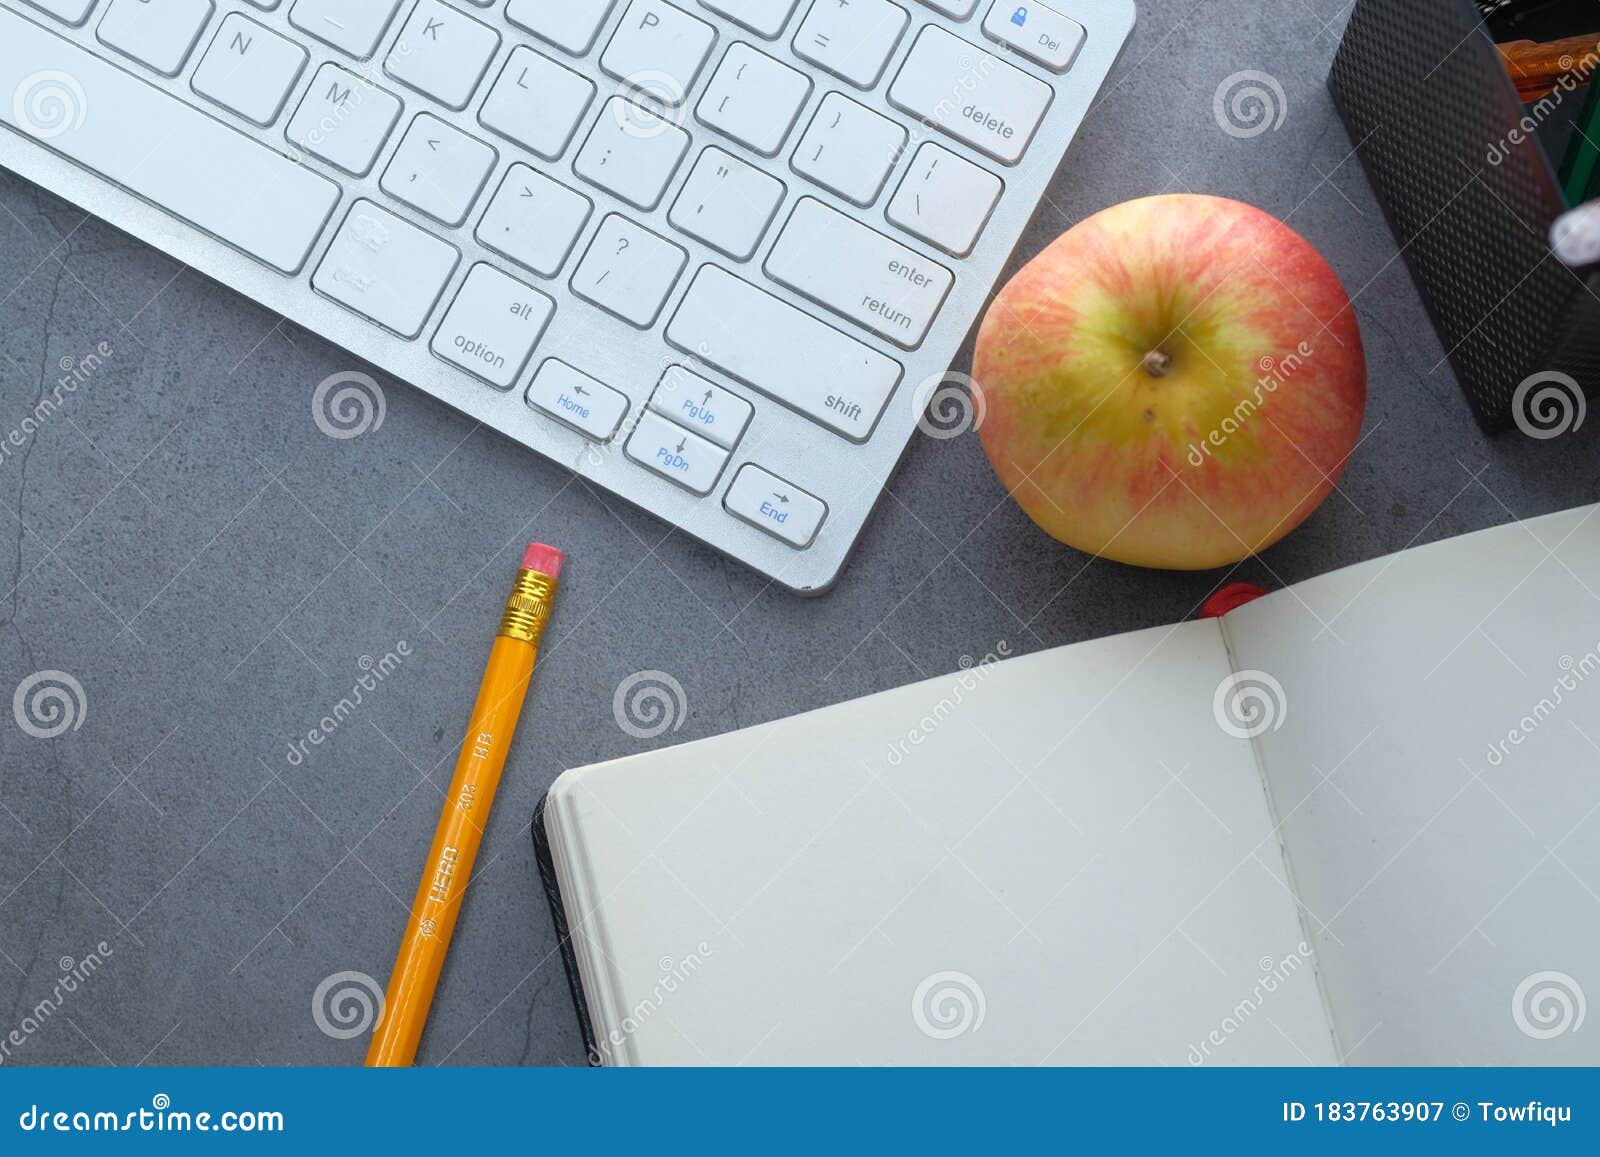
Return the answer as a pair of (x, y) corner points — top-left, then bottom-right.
(366, 543), (564, 1067)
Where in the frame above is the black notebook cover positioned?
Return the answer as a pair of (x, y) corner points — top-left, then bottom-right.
(532, 794), (602, 1066)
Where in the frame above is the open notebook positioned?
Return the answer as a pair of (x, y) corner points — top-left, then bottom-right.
(539, 506), (1600, 1065)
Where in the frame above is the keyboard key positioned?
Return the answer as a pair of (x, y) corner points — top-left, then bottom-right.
(26, 0), (98, 27)
(479, 47), (594, 161)
(982, 0), (1085, 72)
(666, 266), (900, 441)
(506, 0), (616, 56)
(918, 0), (977, 15)
(385, 0), (499, 110)
(192, 13), (307, 126)
(289, 0), (401, 59)
(792, 0), (908, 89)
(695, 43), (810, 157)
(97, 0), (214, 77)
(379, 114), (496, 226)
(766, 198), (951, 347)
(527, 360), (631, 441)
(570, 215), (688, 328)
(649, 365), (752, 448)
(886, 143), (1002, 257)
(724, 463), (826, 547)
(1, 7), (337, 273)
(887, 25), (1051, 164)
(476, 165), (593, 278)
(790, 92), (904, 207)
(313, 200), (460, 337)
(600, 0), (715, 107)
(626, 410), (729, 494)
(286, 64), (402, 176)
(668, 147), (783, 261)
(699, 0), (798, 38)
(431, 264), (554, 389)
(574, 98), (690, 210)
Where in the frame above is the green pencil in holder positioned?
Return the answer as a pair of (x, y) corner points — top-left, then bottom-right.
(1559, 78), (1600, 205)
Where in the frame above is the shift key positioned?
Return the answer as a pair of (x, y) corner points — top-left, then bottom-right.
(764, 198), (953, 349)
(665, 266), (901, 442)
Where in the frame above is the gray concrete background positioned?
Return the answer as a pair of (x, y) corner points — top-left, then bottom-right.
(1, 0), (1597, 1067)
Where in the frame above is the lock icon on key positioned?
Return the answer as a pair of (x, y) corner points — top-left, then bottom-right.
(1010, 6), (1028, 26)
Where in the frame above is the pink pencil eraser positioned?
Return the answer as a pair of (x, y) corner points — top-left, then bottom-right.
(520, 542), (564, 579)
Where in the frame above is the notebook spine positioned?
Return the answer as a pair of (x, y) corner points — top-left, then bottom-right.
(531, 795), (603, 1067)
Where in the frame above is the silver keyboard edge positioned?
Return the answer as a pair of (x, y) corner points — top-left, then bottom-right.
(0, 0), (1136, 595)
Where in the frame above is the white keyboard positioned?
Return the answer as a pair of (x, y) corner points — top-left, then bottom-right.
(0, 0), (1133, 592)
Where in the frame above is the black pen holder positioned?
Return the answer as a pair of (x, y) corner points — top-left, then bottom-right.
(1330, 0), (1600, 433)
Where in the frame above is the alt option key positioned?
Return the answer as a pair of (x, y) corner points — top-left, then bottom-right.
(432, 264), (554, 389)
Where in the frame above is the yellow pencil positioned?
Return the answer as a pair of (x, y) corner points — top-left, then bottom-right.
(366, 543), (564, 1066)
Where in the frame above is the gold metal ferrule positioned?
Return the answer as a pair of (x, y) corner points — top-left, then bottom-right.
(496, 568), (558, 643)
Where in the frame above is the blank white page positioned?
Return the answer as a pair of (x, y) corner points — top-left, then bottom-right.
(546, 622), (1335, 1065)
(1225, 505), (1600, 1064)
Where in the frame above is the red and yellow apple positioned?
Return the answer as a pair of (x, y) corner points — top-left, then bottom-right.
(974, 194), (1366, 570)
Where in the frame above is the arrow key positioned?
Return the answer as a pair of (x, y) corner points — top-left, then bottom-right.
(723, 464), (826, 548)
(626, 410), (730, 495)
(648, 366), (752, 450)
(527, 360), (630, 442)
(379, 113), (496, 226)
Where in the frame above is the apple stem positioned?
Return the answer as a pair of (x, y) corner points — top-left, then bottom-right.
(1143, 350), (1174, 378)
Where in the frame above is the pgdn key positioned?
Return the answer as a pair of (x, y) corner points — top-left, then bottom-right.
(765, 198), (953, 349)
(626, 410), (730, 494)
